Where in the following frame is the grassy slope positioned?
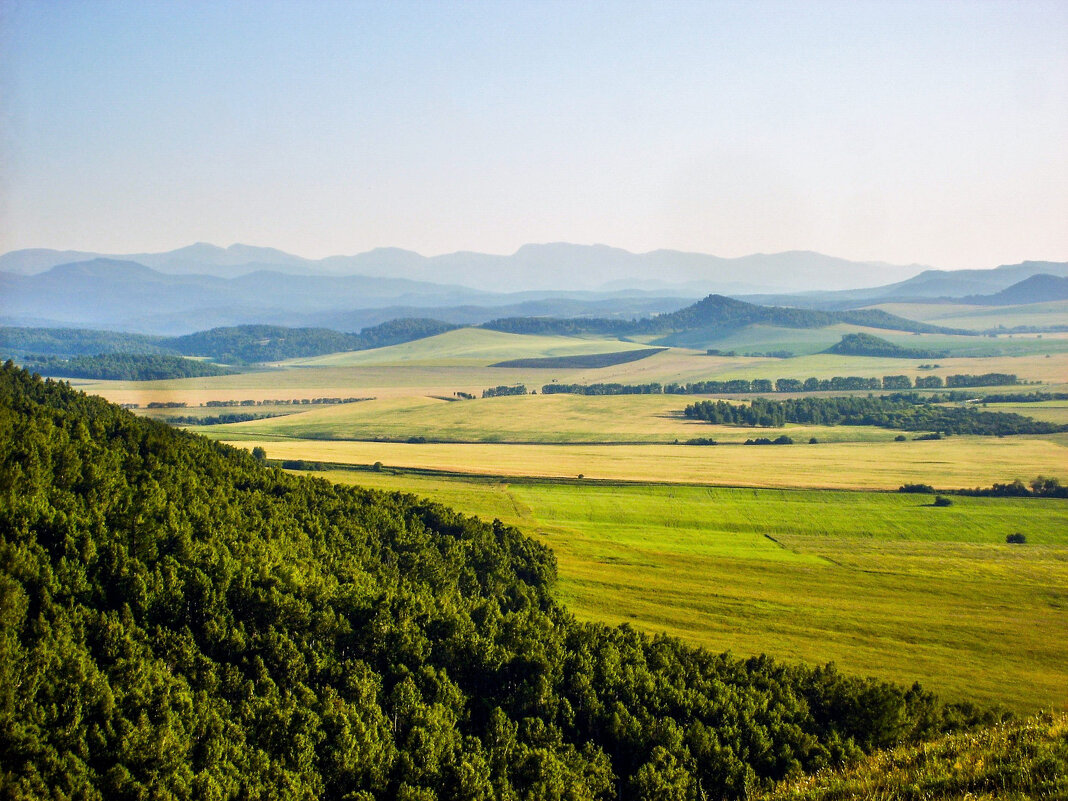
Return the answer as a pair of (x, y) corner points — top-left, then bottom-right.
(757, 712), (1068, 800)
(303, 471), (1068, 713)
(284, 327), (652, 366)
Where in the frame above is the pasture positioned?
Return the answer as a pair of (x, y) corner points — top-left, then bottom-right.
(221, 435), (1067, 491)
(285, 327), (654, 366)
(209, 392), (911, 444)
(308, 470), (1068, 712)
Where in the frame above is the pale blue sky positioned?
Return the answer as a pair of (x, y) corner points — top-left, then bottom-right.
(2, 0), (1065, 268)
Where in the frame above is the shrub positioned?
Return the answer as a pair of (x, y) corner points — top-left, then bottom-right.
(1006, 533), (1027, 544)
(933, 495), (953, 507)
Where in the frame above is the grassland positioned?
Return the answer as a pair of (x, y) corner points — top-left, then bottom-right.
(286, 327), (653, 366)
(63, 310), (1068, 716)
(299, 469), (1068, 712)
(209, 393), (914, 444)
(223, 435), (1066, 490)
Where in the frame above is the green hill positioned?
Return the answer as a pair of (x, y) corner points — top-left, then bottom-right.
(18, 352), (237, 380)
(482, 294), (966, 340)
(0, 361), (998, 799)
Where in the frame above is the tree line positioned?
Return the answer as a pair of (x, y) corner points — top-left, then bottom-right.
(0, 361), (997, 800)
(536, 373), (1018, 396)
(900, 476), (1067, 499)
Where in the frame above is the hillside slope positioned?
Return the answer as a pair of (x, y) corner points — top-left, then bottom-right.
(0, 363), (996, 799)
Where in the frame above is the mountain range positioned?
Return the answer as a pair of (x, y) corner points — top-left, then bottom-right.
(1, 243), (1063, 335)
(1, 242), (924, 293)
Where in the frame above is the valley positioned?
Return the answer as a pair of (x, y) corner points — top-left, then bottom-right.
(28, 295), (1065, 719)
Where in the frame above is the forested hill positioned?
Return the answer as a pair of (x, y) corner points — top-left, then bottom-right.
(168, 319), (461, 362)
(483, 294), (965, 338)
(0, 362), (996, 799)
(2, 319), (460, 365)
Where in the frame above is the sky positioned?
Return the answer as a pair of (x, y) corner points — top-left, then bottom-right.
(1, 0), (1066, 269)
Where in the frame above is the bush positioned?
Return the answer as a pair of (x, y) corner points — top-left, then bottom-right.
(1006, 533), (1027, 544)
(894, 434), (907, 442)
(933, 495), (953, 507)
(808, 437), (818, 444)
(899, 483), (935, 494)
(251, 446), (267, 462)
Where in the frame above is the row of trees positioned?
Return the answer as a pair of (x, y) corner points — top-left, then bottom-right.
(538, 374), (1018, 397)
(0, 362), (997, 799)
(482, 384), (528, 398)
(900, 476), (1067, 499)
(683, 395), (1068, 436)
(542, 382), (663, 395)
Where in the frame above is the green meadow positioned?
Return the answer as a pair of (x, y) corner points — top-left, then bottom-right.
(310, 470), (1068, 713)
(286, 327), (653, 366)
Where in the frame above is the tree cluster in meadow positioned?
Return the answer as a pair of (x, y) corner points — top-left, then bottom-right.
(0, 362), (997, 800)
(683, 395), (1067, 436)
(481, 385), (527, 398)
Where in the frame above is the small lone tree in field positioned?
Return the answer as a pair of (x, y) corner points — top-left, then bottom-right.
(1006, 532), (1026, 544)
(252, 446), (267, 462)
(932, 495), (953, 507)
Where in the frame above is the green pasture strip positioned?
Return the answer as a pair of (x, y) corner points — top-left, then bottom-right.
(310, 469), (1068, 713)
(283, 327), (650, 367)
(207, 393), (918, 444)
(222, 435), (1067, 491)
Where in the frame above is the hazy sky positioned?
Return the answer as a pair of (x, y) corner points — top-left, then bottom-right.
(2, 0), (1065, 268)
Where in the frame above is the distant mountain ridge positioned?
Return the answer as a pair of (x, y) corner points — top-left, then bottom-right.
(0, 242), (925, 293)
(960, 274), (1068, 305)
(740, 260), (1068, 309)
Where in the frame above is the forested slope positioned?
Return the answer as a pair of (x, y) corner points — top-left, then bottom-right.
(0, 363), (995, 800)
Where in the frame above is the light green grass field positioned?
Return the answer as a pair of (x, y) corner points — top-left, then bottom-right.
(209, 392), (909, 444)
(284, 327), (652, 366)
(222, 435), (1067, 491)
(309, 470), (1068, 712)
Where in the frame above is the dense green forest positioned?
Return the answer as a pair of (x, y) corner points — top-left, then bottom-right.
(824, 333), (948, 359)
(683, 395), (1068, 436)
(2, 320), (459, 365)
(481, 295), (965, 338)
(0, 327), (170, 358)
(18, 353), (237, 380)
(0, 363), (999, 799)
